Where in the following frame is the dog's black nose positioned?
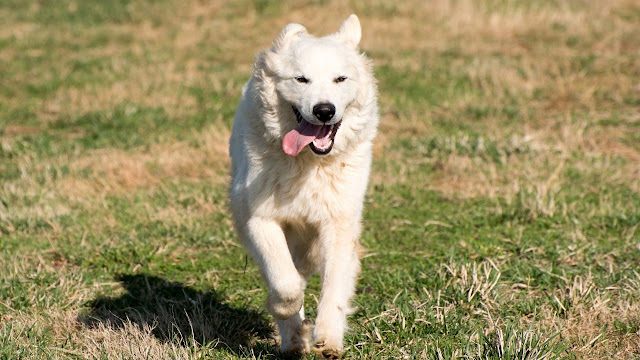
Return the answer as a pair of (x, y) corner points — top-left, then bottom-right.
(313, 103), (335, 122)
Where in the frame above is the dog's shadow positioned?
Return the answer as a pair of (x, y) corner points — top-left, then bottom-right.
(79, 274), (278, 356)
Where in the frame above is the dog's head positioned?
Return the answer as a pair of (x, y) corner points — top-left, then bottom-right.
(254, 15), (378, 157)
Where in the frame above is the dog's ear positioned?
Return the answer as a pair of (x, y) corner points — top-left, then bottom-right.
(337, 14), (361, 49)
(272, 23), (307, 51)
(260, 23), (306, 75)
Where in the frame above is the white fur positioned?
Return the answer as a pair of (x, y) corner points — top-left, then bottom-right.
(229, 14), (378, 358)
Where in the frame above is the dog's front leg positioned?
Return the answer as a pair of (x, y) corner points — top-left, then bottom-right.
(244, 217), (305, 320)
(313, 224), (361, 359)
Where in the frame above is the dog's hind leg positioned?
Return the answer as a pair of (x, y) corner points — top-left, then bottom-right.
(277, 299), (312, 354)
(243, 217), (305, 320)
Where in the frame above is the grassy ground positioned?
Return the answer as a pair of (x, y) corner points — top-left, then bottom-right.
(1, 0), (639, 359)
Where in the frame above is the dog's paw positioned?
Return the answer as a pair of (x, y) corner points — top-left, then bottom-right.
(312, 338), (343, 359)
(280, 320), (312, 355)
(280, 346), (307, 358)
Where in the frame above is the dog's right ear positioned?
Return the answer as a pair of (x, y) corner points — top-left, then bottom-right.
(271, 23), (307, 51)
(258, 23), (306, 76)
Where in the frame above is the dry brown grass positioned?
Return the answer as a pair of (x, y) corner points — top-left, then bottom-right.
(0, 124), (229, 231)
(533, 274), (640, 360)
(3, 310), (206, 360)
(365, 0), (639, 199)
(59, 124), (230, 198)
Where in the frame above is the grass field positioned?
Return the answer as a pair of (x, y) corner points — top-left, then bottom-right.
(1, 0), (640, 359)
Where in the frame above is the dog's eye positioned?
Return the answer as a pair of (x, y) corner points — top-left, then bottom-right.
(295, 76), (309, 83)
(334, 76), (347, 83)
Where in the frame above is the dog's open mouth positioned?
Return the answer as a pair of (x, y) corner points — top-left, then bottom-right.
(282, 106), (342, 156)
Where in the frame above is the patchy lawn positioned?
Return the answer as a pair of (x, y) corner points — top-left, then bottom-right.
(1, 0), (639, 359)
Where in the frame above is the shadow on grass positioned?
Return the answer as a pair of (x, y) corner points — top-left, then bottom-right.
(79, 274), (278, 356)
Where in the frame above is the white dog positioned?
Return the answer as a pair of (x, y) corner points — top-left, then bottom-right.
(229, 14), (378, 358)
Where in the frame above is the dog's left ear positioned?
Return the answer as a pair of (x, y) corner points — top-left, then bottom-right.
(337, 14), (361, 49)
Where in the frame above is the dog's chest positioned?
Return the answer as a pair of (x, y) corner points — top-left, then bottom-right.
(267, 159), (356, 222)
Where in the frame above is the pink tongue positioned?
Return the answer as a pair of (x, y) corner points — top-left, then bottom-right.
(283, 120), (323, 156)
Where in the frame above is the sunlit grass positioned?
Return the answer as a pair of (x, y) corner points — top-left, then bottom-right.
(1, 0), (639, 359)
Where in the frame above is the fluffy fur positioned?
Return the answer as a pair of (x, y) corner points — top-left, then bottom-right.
(228, 14), (378, 358)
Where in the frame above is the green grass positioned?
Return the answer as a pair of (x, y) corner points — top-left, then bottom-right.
(1, 0), (639, 359)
